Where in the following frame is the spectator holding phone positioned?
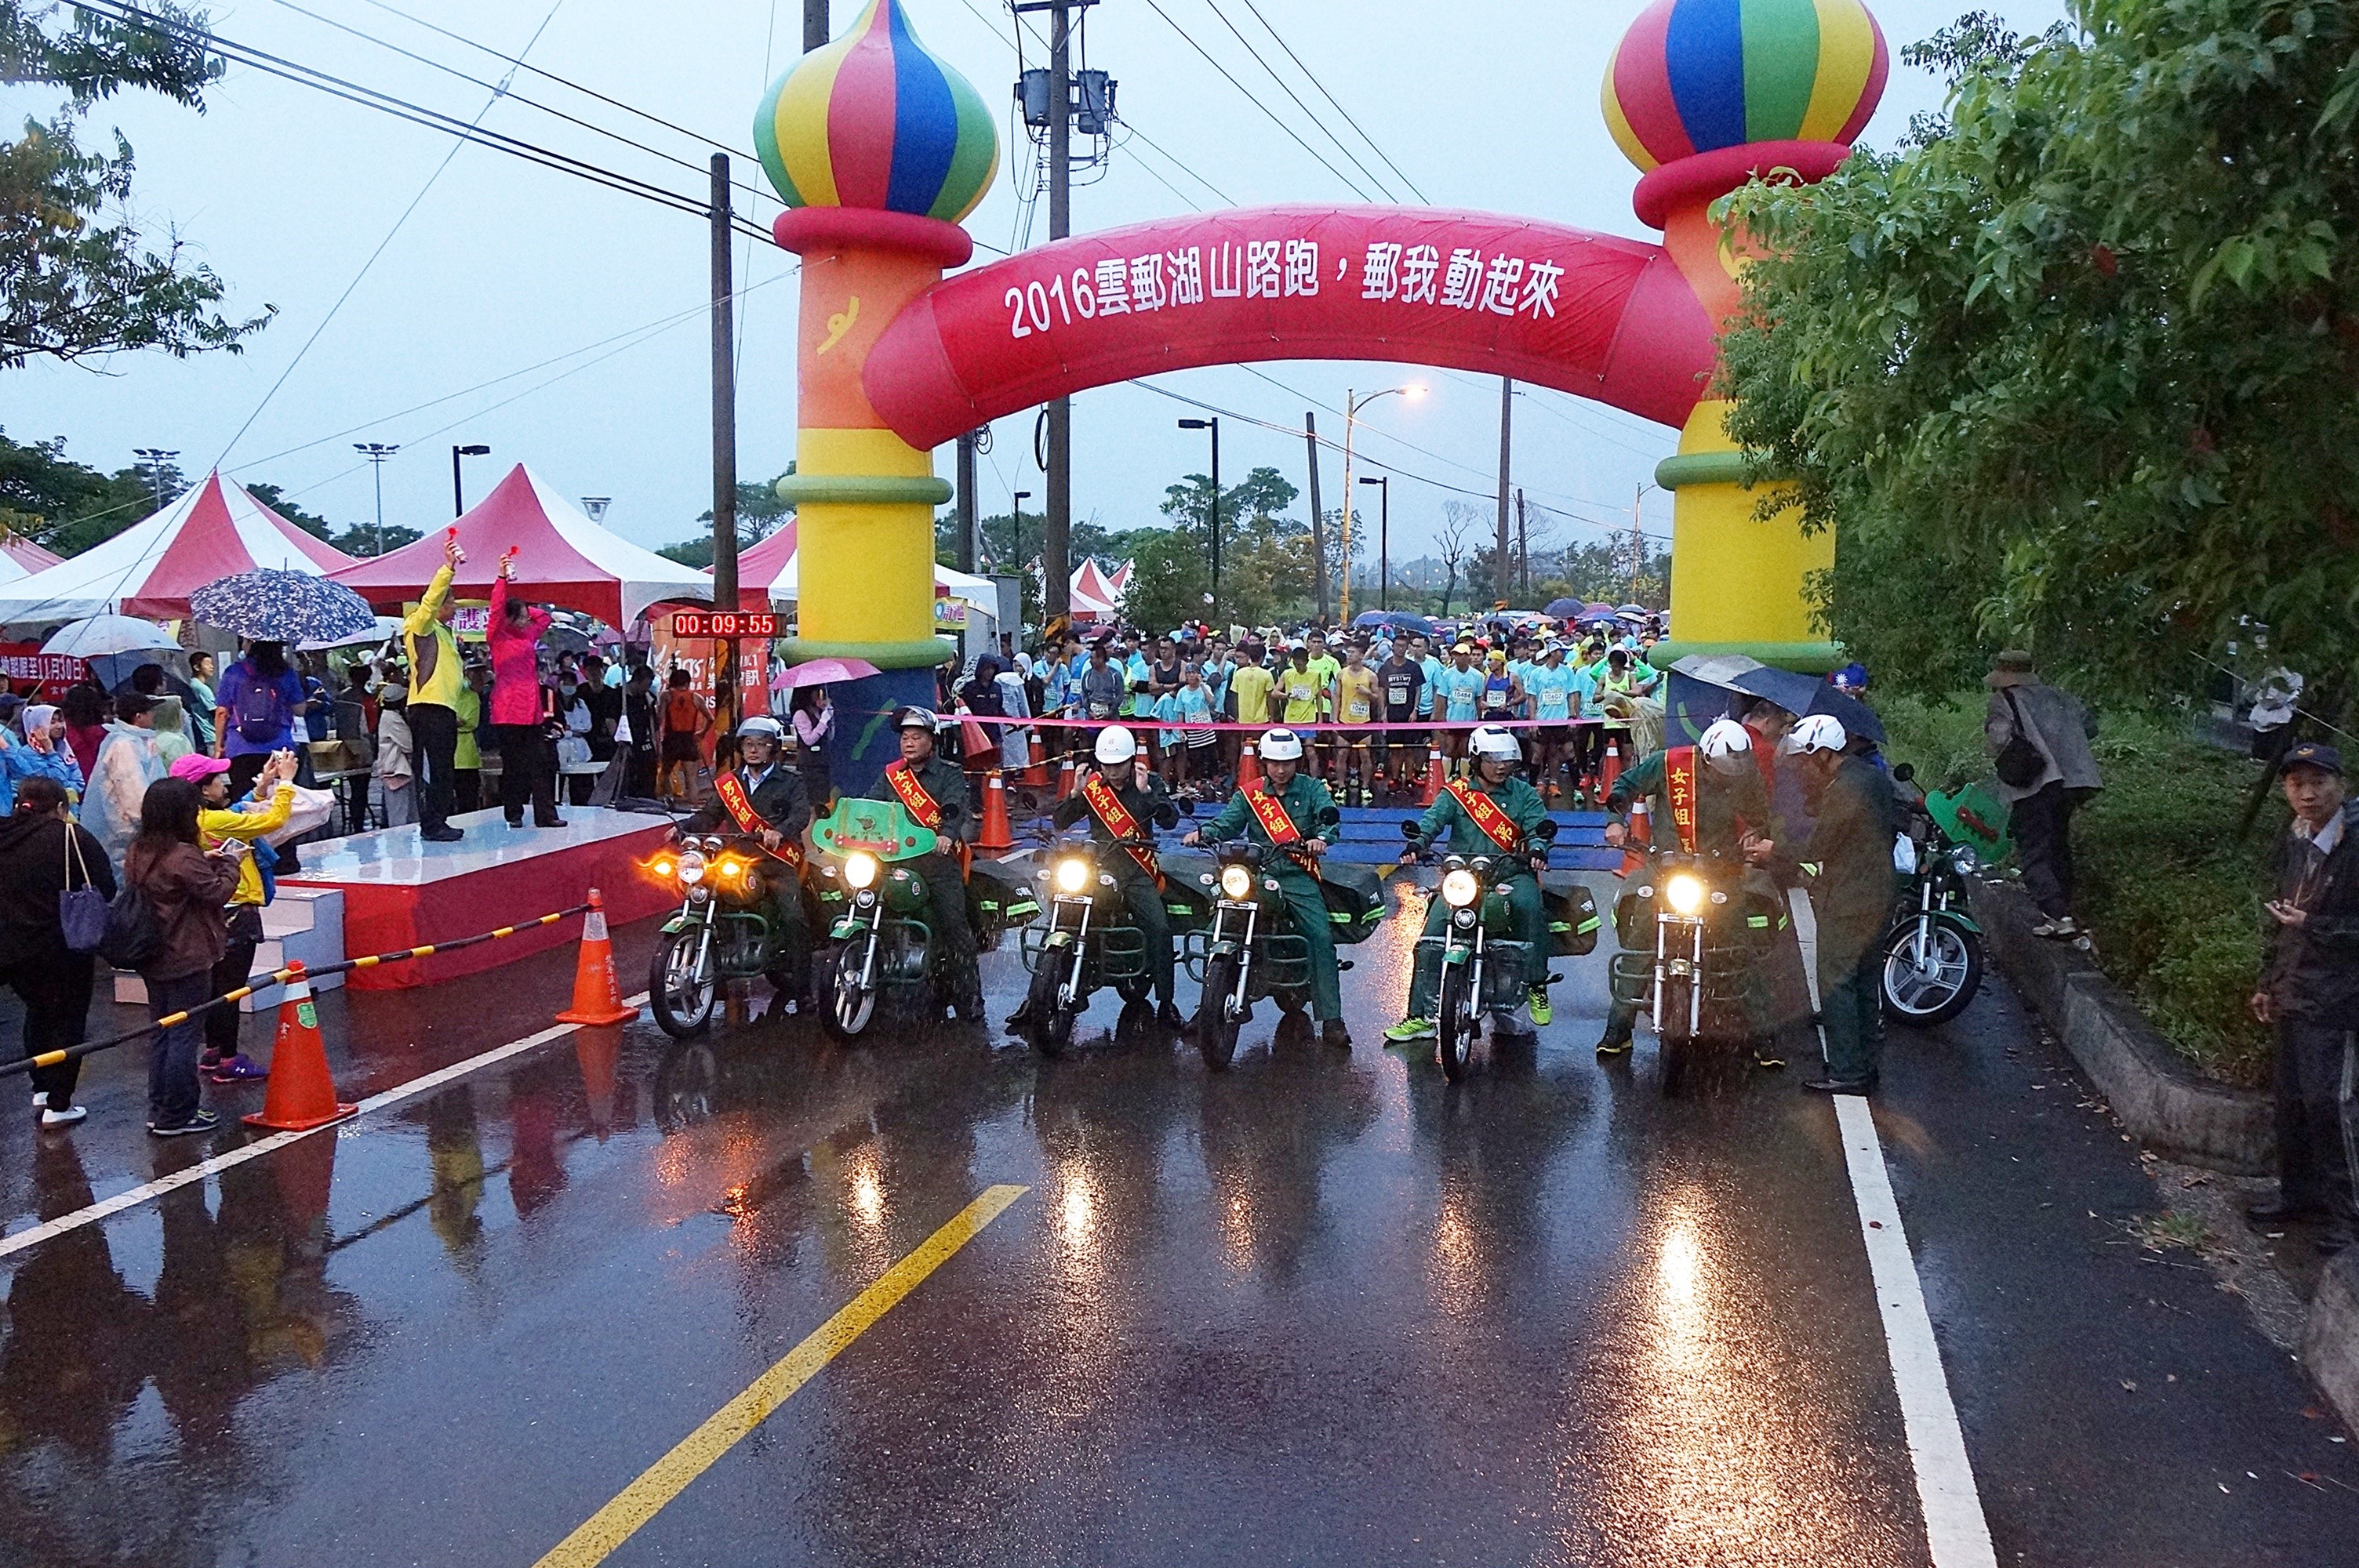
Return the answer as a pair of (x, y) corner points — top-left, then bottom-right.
(125, 777), (247, 1137)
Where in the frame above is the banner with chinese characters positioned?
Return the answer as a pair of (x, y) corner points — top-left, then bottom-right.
(0, 645), (88, 696)
(867, 205), (1715, 448)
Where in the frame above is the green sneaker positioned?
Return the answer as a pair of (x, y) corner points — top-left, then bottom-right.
(1527, 987), (1553, 1026)
(1383, 1015), (1438, 1044)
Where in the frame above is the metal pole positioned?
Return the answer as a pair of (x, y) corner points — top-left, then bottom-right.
(1304, 412), (1327, 623)
(1208, 417), (1220, 626)
(370, 459), (385, 557)
(451, 448), (463, 518)
(1496, 376), (1514, 608)
(1042, 0), (1073, 630)
(1340, 390), (1355, 625)
(1379, 478), (1389, 612)
(955, 430), (979, 575)
(804, 0), (829, 51)
(1516, 487), (1528, 601)
(711, 152), (740, 739)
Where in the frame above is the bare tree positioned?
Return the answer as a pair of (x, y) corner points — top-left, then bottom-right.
(1436, 502), (1481, 617)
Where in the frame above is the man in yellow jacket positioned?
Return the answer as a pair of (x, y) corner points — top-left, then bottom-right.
(172, 749), (299, 1083)
(405, 533), (469, 841)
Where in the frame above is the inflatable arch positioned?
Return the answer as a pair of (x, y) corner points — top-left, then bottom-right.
(754, 0), (1888, 768)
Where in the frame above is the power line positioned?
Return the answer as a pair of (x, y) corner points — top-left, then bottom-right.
(1234, 0), (1428, 204)
(1114, 123), (1236, 207)
(1136, 0), (1378, 202)
(1194, 0), (1398, 202)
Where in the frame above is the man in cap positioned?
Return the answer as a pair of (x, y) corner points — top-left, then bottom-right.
(675, 714), (815, 1014)
(1750, 714), (1900, 1094)
(2248, 742), (2359, 1254)
(871, 707), (983, 1018)
(1387, 724), (1555, 1042)
(1183, 726), (1350, 1047)
(1023, 724), (1185, 1029)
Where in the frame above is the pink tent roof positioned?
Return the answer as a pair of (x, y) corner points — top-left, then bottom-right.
(0, 471), (353, 622)
(733, 519), (798, 612)
(0, 535), (61, 575)
(1070, 558), (1123, 619)
(333, 463), (711, 626)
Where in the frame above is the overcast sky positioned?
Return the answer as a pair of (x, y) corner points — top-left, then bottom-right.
(5, 0), (2069, 566)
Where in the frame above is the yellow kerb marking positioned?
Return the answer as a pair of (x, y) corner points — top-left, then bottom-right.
(531, 1183), (1029, 1567)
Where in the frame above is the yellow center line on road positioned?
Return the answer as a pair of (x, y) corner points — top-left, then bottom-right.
(532, 1183), (1031, 1568)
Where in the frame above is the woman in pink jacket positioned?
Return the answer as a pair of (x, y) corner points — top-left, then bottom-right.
(488, 556), (563, 829)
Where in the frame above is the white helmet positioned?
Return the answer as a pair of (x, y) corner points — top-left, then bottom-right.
(736, 714), (785, 742)
(1094, 724), (1138, 765)
(1698, 718), (1754, 775)
(1470, 725), (1521, 763)
(1782, 713), (1849, 756)
(1259, 727), (1305, 762)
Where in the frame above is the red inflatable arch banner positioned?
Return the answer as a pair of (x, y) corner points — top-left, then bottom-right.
(863, 205), (1718, 451)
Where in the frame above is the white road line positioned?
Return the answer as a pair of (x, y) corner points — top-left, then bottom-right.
(0, 995), (648, 1261)
(1836, 1093), (1999, 1568)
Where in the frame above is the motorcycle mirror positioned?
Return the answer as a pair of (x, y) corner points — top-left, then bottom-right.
(1179, 799), (1198, 817)
(1891, 762), (1916, 783)
(1400, 820), (1421, 839)
(1533, 820), (1560, 842)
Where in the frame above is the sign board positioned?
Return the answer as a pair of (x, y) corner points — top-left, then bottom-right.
(0, 646), (89, 695)
(671, 611), (777, 640)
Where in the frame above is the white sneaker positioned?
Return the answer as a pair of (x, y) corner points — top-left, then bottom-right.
(39, 1105), (87, 1127)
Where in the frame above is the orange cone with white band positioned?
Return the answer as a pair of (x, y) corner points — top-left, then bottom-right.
(1618, 798), (1652, 879)
(557, 888), (637, 1025)
(1238, 742), (1260, 790)
(980, 772), (1013, 851)
(1600, 738), (1623, 798)
(244, 963), (358, 1132)
(1054, 756), (1078, 802)
(1419, 745), (1445, 807)
(1023, 731), (1049, 787)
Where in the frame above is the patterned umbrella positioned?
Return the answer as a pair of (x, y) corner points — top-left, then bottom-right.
(189, 568), (379, 644)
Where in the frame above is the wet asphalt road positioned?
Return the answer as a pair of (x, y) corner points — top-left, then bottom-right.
(1, 866), (2355, 1567)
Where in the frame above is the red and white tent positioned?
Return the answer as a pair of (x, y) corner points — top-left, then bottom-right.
(0, 535), (61, 583)
(1069, 558), (1125, 620)
(333, 463), (711, 627)
(732, 517), (999, 615)
(0, 471), (354, 624)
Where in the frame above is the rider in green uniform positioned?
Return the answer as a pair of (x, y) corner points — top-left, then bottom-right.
(1386, 724), (1555, 1041)
(1029, 724), (1185, 1028)
(867, 707), (983, 1020)
(674, 714), (813, 1016)
(1597, 717), (1783, 1063)
(1183, 726), (1350, 1048)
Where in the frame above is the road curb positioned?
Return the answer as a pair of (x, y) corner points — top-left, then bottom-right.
(1973, 880), (2273, 1175)
(2304, 1254), (2359, 1435)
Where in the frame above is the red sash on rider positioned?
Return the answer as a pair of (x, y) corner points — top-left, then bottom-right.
(1242, 784), (1303, 847)
(1445, 778), (1522, 852)
(1663, 745), (1702, 855)
(715, 771), (801, 867)
(1081, 772), (1161, 887)
(883, 759), (968, 875)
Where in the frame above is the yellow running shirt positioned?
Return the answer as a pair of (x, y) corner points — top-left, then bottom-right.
(1280, 666), (1324, 724)
(1230, 663), (1275, 724)
(1336, 666), (1377, 724)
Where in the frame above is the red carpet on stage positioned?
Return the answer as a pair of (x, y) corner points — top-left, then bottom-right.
(283, 808), (676, 990)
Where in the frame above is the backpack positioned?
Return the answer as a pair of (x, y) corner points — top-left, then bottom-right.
(96, 879), (162, 970)
(234, 667), (288, 744)
(1993, 688), (2046, 789)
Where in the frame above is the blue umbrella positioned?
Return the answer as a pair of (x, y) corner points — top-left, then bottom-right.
(190, 568), (379, 644)
(1543, 597), (1584, 619)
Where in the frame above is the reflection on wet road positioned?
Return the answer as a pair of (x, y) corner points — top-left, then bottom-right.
(0, 874), (2353, 1566)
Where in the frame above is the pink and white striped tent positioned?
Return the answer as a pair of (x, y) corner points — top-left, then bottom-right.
(733, 517), (1000, 615)
(0, 471), (353, 623)
(0, 534), (62, 583)
(1069, 558), (1127, 620)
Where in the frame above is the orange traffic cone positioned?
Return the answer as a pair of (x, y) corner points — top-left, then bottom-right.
(1238, 742), (1260, 790)
(1054, 756), (1077, 802)
(1599, 738), (1623, 797)
(244, 964), (358, 1132)
(980, 771), (1013, 851)
(1023, 731), (1049, 787)
(1618, 798), (1652, 879)
(556, 888), (638, 1025)
(1419, 745), (1445, 806)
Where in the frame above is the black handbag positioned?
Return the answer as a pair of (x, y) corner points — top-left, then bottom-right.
(1994, 688), (2046, 789)
(57, 826), (106, 954)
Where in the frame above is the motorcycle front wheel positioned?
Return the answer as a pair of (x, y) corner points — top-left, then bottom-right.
(1436, 956), (1478, 1083)
(649, 927), (716, 1040)
(1657, 975), (1695, 1098)
(1023, 960), (1073, 1058)
(1196, 953), (1245, 1071)
(820, 938), (879, 1043)
(1881, 921), (1983, 1025)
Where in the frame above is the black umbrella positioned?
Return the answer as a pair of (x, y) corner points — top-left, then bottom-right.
(1725, 662), (1886, 744)
(1543, 597), (1584, 619)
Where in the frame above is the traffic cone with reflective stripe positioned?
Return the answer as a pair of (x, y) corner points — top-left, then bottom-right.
(980, 771), (1013, 851)
(1238, 742), (1260, 790)
(243, 964), (358, 1132)
(556, 888), (637, 1025)
(1599, 737), (1624, 798)
(1618, 798), (1652, 879)
(1023, 731), (1049, 787)
(1419, 744), (1445, 806)
(1054, 755), (1078, 802)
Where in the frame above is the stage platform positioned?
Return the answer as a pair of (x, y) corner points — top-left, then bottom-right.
(282, 807), (676, 991)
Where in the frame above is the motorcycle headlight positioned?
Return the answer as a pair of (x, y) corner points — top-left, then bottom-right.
(1441, 868), (1480, 908)
(1950, 845), (1980, 875)
(1055, 856), (1092, 895)
(1664, 873), (1706, 916)
(843, 851), (880, 891)
(1219, 864), (1255, 900)
(676, 850), (707, 887)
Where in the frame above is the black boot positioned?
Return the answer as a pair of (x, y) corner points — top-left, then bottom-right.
(1156, 1000), (1185, 1029)
(1321, 1018), (1351, 1050)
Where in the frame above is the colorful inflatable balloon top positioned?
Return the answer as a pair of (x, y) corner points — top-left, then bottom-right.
(754, 0), (999, 223)
(1602, 0), (1889, 172)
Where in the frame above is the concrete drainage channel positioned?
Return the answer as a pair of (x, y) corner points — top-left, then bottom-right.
(1974, 879), (2359, 1432)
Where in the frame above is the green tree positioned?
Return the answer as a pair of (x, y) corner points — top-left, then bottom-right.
(660, 466), (794, 566)
(2, 3), (271, 368)
(245, 480), (418, 557)
(1719, 0), (2359, 703)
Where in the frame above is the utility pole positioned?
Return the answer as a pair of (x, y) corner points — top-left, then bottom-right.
(354, 442), (398, 557)
(1515, 488), (1528, 601)
(1303, 413), (1328, 624)
(133, 448), (179, 513)
(954, 430), (980, 575)
(711, 151), (740, 739)
(1632, 482), (1648, 602)
(1177, 418), (1220, 624)
(1359, 474), (1390, 611)
(804, 0), (828, 51)
(1495, 376), (1514, 608)
(1041, 0), (1074, 631)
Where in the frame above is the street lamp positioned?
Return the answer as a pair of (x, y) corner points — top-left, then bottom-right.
(580, 496), (612, 523)
(1358, 474), (1390, 611)
(353, 442), (399, 556)
(451, 443), (490, 518)
(1339, 385), (1423, 623)
(131, 448), (180, 513)
(1630, 481), (1661, 602)
(1177, 416), (1220, 624)
(1011, 489), (1032, 573)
